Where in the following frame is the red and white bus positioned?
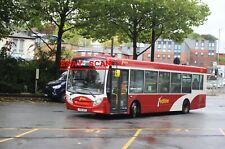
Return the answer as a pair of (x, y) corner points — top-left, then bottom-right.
(65, 56), (207, 117)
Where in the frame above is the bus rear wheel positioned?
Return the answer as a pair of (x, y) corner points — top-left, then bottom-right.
(182, 100), (190, 114)
(130, 102), (140, 118)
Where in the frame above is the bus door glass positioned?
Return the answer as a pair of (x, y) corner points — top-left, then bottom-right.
(111, 69), (128, 113)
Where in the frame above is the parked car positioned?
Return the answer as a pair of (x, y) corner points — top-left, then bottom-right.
(45, 71), (67, 102)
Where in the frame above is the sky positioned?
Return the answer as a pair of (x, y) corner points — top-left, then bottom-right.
(193, 0), (225, 53)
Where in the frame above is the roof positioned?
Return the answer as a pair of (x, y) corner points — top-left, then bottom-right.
(73, 56), (207, 74)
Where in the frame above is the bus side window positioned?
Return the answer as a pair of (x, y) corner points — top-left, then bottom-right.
(170, 73), (181, 93)
(144, 71), (158, 93)
(158, 72), (170, 93)
(192, 74), (200, 90)
(182, 74), (192, 93)
(129, 70), (144, 93)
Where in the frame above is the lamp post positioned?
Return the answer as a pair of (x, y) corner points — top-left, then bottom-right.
(217, 28), (221, 64)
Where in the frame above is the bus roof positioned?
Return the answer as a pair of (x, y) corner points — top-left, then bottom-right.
(73, 56), (207, 74)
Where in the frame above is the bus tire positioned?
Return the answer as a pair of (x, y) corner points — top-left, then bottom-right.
(182, 100), (190, 114)
(130, 101), (140, 118)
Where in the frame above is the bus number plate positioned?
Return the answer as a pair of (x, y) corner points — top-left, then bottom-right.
(78, 108), (87, 112)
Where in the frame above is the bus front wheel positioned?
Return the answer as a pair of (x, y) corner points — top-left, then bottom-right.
(182, 100), (190, 114)
(130, 102), (140, 118)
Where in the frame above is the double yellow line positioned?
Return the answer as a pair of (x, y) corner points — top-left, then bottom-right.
(0, 128), (38, 143)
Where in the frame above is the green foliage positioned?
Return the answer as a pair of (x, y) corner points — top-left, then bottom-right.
(101, 37), (122, 48)
(0, 0), (21, 39)
(0, 57), (56, 93)
(188, 33), (217, 41)
(78, 0), (210, 59)
(19, 0), (90, 76)
(201, 34), (217, 41)
(188, 33), (203, 40)
(63, 29), (92, 47)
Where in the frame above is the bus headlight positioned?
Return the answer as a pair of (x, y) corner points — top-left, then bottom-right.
(93, 97), (103, 106)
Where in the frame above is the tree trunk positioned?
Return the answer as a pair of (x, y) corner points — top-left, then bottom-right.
(133, 40), (137, 60)
(55, 26), (64, 77)
(151, 18), (156, 62)
(150, 28), (155, 62)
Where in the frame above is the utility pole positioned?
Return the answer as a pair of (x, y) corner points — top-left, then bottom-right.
(217, 28), (221, 65)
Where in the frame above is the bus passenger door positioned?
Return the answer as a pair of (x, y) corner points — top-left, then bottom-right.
(110, 69), (128, 113)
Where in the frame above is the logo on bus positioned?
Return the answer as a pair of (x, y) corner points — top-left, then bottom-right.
(157, 97), (170, 107)
(79, 97), (87, 101)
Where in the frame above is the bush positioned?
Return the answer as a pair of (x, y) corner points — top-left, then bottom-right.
(0, 58), (56, 93)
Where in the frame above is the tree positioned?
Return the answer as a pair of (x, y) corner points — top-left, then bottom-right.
(188, 33), (217, 41)
(21, 0), (87, 76)
(63, 29), (92, 47)
(78, 0), (210, 61)
(0, 0), (21, 39)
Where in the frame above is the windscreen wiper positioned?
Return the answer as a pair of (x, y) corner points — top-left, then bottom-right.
(83, 88), (96, 98)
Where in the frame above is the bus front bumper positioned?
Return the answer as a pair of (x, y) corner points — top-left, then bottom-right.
(66, 98), (110, 114)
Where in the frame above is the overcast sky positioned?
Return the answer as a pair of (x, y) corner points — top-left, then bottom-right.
(193, 0), (225, 52)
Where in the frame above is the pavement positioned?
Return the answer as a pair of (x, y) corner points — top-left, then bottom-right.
(0, 95), (225, 149)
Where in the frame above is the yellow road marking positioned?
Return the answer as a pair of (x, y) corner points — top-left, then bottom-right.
(95, 129), (101, 133)
(0, 128), (38, 143)
(85, 129), (94, 132)
(0, 127), (223, 132)
(122, 129), (142, 149)
(0, 138), (14, 143)
(219, 128), (225, 136)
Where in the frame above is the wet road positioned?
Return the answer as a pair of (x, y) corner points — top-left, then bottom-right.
(0, 95), (225, 149)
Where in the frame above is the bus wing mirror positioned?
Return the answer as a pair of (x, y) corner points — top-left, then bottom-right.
(114, 70), (121, 78)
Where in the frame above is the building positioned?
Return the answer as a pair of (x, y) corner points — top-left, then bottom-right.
(143, 38), (183, 63)
(0, 31), (36, 60)
(143, 38), (217, 72)
(184, 39), (217, 70)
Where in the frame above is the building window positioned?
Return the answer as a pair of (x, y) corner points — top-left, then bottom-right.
(162, 54), (166, 59)
(147, 54), (151, 58)
(209, 43), (212, 47)
(194, 60), (197, 64)
(18, 39), (24, 53)
(157, 41), (161, 49)
(201, 40), (204, 50)
(175, 45), (178, 49)
(195, 41), (199, 49)
(157, 54), (160, 58)
(12, 39), (18, 52)
(81, 52), (85, 56)
(168, 55), (171, 59)
(163, 41), (166, 49)
(201, 52), (203, 56)
(195, 52), (198, 55)
(168, 41), (172, 49)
